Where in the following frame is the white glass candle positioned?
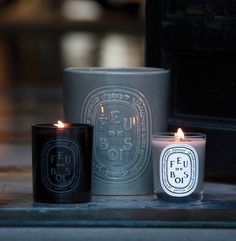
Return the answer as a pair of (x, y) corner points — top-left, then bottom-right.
(152, 129), (206, 202)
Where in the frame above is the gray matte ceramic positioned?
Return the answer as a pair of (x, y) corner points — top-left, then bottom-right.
(63, 67), (170, 196)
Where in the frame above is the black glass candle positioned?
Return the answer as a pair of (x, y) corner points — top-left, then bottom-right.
(32, 122), (93, 203)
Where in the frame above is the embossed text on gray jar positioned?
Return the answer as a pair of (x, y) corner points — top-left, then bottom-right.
(63, 68), (170, 195)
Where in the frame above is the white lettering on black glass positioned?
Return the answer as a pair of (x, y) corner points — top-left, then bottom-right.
(41, 138), (81, 194)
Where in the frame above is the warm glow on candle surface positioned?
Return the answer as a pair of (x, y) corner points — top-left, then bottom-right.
(54, 120), (64, 128)
(174, 128), (184, 140)
(132, 116), (136, 125)
(100, 105), (104, 113)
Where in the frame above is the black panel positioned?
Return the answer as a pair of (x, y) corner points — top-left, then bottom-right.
(145, 0), (236, 182)
(174, 51), (236, 119)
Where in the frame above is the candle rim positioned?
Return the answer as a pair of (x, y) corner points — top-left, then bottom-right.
(152, 132), (206, 140)
(32, 123), (93, 129)
(64, 67), (169, 75)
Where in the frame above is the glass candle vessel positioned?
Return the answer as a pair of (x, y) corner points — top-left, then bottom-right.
(32, 123), (93, 203)
(152, 130), (206, 202)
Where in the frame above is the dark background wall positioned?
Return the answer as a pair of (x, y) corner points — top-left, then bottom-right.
(146, 0), (236, 183)
(0, 0), (144, 167)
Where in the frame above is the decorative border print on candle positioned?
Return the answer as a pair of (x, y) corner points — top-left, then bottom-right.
(152, 130), (206, 202)
(64, 67), (170, 195)
(32, 123), (93, 203)
(41, 138), (82, 194)
(81, 85), (151, 183)
(160, 144), (199, 197)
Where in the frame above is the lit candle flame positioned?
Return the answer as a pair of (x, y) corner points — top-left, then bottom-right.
(174, 128), (184, 140)
(132, 117), (136, 125)
(54, 120), (64, 128)
(101, 105), (104, 113)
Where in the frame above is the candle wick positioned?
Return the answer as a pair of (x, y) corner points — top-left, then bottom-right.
(175, 137), (184, 142)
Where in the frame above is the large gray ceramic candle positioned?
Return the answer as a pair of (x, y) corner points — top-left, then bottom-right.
(63, 67), (170, 196)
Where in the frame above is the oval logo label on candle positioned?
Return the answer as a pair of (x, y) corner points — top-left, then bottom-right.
(160, 144), (199, 197)
(82, 86), (151, 183)
(41, 138), (82, 193)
